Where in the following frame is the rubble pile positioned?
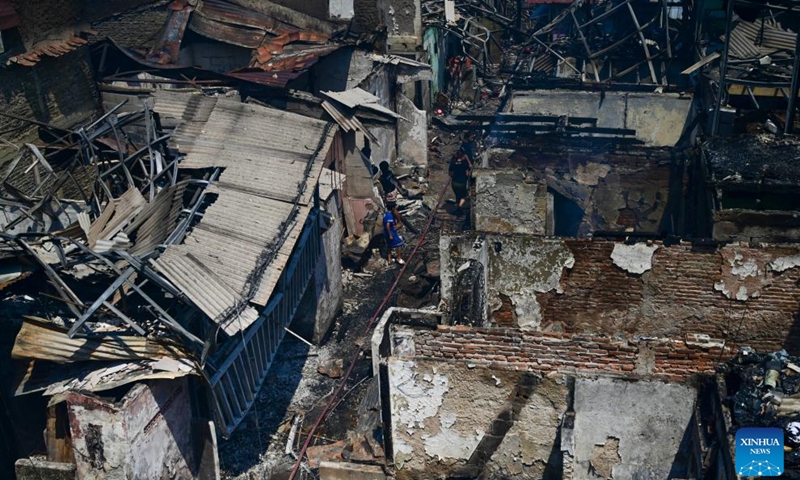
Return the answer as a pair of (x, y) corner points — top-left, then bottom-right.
(722, 347), (800, 467)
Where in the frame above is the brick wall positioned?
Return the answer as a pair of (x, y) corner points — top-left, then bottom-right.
(537, 239), (800, 354)
(0, 49), (100, 197)
(11, 0), (164, 47)
(409, 325), (732, 383)
(88, 2), (169, 49)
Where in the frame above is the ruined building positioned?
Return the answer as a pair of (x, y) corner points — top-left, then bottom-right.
(2, 0), (800, 479)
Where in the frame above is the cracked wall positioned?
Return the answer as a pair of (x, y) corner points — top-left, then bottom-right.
(441, 234), (800, 351)
(388, 357), (568, 480)
(66, 379), (194, 480)
(396, 93), (427, 166)
(473, 170), (548, 235)
(489, 151), (677, 236)
(486, 237), (574, 331)
(571, 378), (696, 480)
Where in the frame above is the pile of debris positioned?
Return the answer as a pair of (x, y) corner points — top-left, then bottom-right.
(721, 347), (800, 468)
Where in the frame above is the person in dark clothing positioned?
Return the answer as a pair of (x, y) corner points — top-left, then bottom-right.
(378, 161), (407, 225)
(462, 132), (478, 163)
(449, 149), (472, 215)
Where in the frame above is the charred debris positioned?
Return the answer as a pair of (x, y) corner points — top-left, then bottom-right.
(2, 0), (800, 479)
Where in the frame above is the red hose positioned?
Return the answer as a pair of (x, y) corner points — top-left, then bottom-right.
(288, 178), (452, 479)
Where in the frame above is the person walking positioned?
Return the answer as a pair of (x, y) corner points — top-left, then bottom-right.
(383, 207), (405, 264)
(449, 148), (473, 215)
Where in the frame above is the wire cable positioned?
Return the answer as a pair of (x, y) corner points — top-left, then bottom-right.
(287, 177), (452, 480)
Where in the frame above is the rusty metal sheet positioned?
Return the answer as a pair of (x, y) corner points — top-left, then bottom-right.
(12, 316), (188, 364)
(147, 4), (192, 64)
(189, 9), (268, 48)
(224, 68), (301, 87)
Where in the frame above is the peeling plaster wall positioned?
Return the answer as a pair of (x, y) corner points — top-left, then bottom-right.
(509, 90), (692, 147)
(441, 234), (800, 351)
(440, 234), (489, 323)
(473, 170), (548, 235)
(359, 67), (397, 164)
(387, 357), (568, 480)
(396, 93), (427, 166)
(486, 237), (574, 331)
(489, 151), (677, 235)
(572, 378), (696, 480)
(66, 380), (195, 480)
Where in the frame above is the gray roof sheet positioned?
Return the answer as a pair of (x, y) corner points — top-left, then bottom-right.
(151, 93), (334, 335)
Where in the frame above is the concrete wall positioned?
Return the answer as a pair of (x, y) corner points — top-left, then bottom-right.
(379, 0), (422, 53)
(388, 357), (568, 480)
(509, 90), (693, 147)
(712, 208), (800, 243)
(311, 190), (344, 343)
(65, 379), (195, 480)
(570, 378), (696, 480)
(441, 234), (800, 352)
(473, 170), (548, 235)
(386, 322), (709, 479)
(359, 66), (397, 164)
(396, 93), (427, 166)
(488, 149), (679, 236)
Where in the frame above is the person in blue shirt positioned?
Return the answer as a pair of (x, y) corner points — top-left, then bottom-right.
(383, 208), (405, 265)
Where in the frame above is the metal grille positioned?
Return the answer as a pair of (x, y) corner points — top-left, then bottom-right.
(205, 209), (321, 437)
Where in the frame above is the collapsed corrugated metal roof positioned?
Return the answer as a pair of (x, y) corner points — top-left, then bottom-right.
(191, 0), (301, 48)
(151, 91), (335, 334)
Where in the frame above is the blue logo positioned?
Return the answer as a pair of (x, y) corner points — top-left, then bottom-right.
(736, 427), (784, 476)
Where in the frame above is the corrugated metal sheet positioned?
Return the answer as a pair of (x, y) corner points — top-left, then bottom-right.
(321, 88), (401, 119)
(168, 98), (332, 205)
(156, 185), (311, 307)
(252, 43), (338, 72)
(151, 93), (334, 330)
(146, 4), (192, 64)
(191, 0), (300, 48)
(127, 181), (188, 257)
(321, 100), (379, 144)
(0, 0), (20, 30)
(153, 250), (260, 335)
(725, 20), (796, 60)
(199, 0), (300, 33)
(224, 68), (302, 87)
(12, 317), (187, 363)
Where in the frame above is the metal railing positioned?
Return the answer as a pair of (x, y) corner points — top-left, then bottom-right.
(205, 209), (321, 437)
